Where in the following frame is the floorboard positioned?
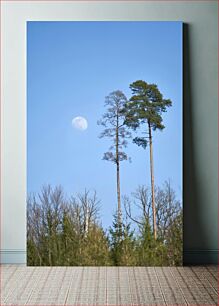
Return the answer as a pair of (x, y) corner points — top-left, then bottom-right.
(1, 265), (218, 305)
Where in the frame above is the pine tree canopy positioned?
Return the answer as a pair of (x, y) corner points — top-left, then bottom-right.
(125, 80), (172, 132)
(98, 90), (131, 163)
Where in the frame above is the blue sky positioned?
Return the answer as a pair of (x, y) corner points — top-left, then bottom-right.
(27, 21), (182, 229)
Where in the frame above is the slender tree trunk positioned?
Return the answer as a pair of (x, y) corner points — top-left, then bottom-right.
(37, 249), (42, 266)
(85, 205), (89, 237)
(116, 113), (121, 226)
(48, 225), (52, 265)
(48, 246), (52, 266)
(148, 121), (157, 240)
(117, 160), (121, 224)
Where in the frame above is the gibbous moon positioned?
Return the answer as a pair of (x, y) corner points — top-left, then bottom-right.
(72, 116), (88, 131)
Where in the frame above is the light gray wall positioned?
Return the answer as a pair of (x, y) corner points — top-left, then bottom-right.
(1, 1), (217, 264)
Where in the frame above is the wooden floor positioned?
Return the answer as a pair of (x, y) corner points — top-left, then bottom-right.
(1, 265), (218, 305)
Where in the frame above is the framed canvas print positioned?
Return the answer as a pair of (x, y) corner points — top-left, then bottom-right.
(27, 21), (182, 266)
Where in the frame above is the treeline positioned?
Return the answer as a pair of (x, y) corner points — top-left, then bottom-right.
(27, 182), (182, 266)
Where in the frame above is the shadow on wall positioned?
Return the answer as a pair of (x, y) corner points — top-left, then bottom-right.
(183, 23), (217, 265)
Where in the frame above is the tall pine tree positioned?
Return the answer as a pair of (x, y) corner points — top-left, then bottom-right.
(125, 81), (172, 239)
(98, 91), (131, 226)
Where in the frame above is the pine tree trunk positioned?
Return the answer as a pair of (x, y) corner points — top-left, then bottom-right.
(117, 160), (121, 224)
(148, 122), (157, 240)
(116, 114), (121, 226)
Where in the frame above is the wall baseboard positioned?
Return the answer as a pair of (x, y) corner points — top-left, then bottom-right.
(183, 249), (218, 265)
(0, 250), (26, 264)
